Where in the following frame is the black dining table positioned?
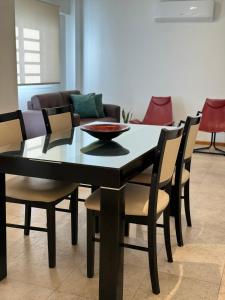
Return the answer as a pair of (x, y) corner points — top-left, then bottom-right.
(0, 123), (165, 300)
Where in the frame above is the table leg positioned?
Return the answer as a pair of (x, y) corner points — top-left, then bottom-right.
(0, 173), (7, 280)
(99, 186), (125, 300)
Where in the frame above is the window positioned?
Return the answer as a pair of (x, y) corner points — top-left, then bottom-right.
(15, 0), (60, 85)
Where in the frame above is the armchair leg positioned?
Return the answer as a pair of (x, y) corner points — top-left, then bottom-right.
(194, 132), (214, 152)
(47, 206), (56, 268)
(71, 189), (78, 245)
(87, 209), (95, 278)
(24, 204), (31, 236)
(194, 133), (225, 155)
(213, 133), (225, 154)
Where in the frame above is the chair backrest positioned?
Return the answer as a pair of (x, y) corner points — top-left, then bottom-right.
(42, 129), (74, 153)
(143, 96), (173, 126)
(42, 105), (75, 134)
(0, 110), (27, 146)
(149, 128), (183, 218)
(199, 98), (225, 133)
(183, 116), (201, 160)
(174, 116), (201, 187)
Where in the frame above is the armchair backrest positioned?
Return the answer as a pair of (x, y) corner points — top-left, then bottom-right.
(143, 96), (173, 126)
(199, 98), (225, 133)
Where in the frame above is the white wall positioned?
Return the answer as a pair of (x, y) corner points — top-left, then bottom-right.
(0, 0), (18, 113)
(82, 0), (225, 141)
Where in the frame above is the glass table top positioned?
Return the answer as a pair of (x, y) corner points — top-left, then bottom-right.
(0, 124), (172, 170)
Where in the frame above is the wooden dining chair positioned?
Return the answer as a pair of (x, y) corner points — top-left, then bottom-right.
(42, 105), (99, 230)
(85, 127), (183, 294)
(129, 116), (200, 246)
(1, 110), (79, 268)
(171, 116), (200, 246)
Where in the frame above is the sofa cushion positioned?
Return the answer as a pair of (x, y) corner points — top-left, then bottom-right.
(80, 117), (117, 125)
(31, 93), (66, 110)
(60, 90), (80, 107)
(70, 94), (99, 118)
(95, 94), (105, 118)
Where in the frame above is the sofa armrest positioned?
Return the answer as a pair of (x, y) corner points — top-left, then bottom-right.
(73, 113), (80, 127)
(129, 119), (142, 124)
(103, 104), (120, 122)
(22, 110), (46, 139)
(27, 101), (33, 110)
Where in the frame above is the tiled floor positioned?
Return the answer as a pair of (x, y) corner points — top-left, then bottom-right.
(1, 153), (225, 299)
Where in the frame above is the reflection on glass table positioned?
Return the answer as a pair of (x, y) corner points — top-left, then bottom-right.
(0, 141), (25, 156)
(42, 129), (74, 153)
(80, 140), (129, 156)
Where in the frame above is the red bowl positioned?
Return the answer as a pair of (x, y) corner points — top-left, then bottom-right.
(80, 123), (130, 140)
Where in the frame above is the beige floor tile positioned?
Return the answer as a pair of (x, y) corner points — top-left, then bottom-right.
(48, 291), (85, 300)
(1, 153), (225, 299)
(0, 278), (53, 300)
(133, 272), (219, 300)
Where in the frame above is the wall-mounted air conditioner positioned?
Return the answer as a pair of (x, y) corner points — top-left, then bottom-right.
(154, 0), (215, 22)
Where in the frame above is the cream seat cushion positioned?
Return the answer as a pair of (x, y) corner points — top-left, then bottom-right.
(6, 175), (78, 203)
(172, 169), (190, 185)
(85, 183), (169, 216)
(131, 166), (153, 185)
(131, 167), (190, 186)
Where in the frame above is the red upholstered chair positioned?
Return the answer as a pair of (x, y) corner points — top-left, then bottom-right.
(130, 96), (173, 126)
(194, 98), (225, 155)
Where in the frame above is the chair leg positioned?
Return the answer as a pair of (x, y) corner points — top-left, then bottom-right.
(184, 180), (192, 227)
(148, 222), (160, 294)
(87, 209), (95, 278)
(213, 133), (225, 155)
(95, 216), (100, 234)
(24, 204), (31, 236)
(194, 132), (214, 152)
(124, 221), (130, 237)
(172, 186), (183, 247)
(70, 189), (78, 245)
(163, 206), (173, 263)
(91, 186), (100, 234)
(47, 206), (56, 268)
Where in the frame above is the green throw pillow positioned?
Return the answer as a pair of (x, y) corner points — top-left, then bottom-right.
(95, 94), (105, 118)
(70, 93), (99, 118)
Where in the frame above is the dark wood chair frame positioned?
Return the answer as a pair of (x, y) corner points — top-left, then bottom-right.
(1, 110), (78, 268)
(171, 116), (201, 246)
(42, 128), (74, 153)
(42, 105), (100, 230)
(86, 128), (183, 294)
(127, 116), (201, 247)
(42, 105), (75, 134)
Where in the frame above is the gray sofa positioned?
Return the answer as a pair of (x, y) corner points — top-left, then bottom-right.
(24, 90), (121, 138)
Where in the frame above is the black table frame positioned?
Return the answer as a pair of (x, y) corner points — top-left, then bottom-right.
(0, 141), (155, 300)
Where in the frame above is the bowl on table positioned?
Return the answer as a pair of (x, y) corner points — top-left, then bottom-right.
(80, 123), (130, 140)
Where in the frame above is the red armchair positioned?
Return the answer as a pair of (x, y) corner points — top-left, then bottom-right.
(194, 98), (225, 155)
(130, 96), (173, 126)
